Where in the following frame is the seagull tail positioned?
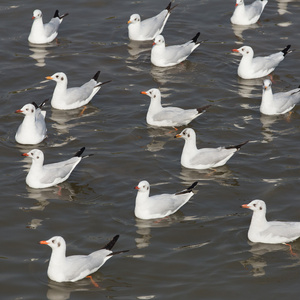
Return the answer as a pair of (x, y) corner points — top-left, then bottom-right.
(39, 99), (49, 109)
(191, 32), (200, 44)
(74, 147), (86, 157)
(166, 2), (179, 13)
(225, 140), (249, 150)
(175, 181), (198, 195)
(95, 80), (112, 88)
(281, 45), (292, 57)
(197, 105), (212, 114)
(107, 249), (130, 257)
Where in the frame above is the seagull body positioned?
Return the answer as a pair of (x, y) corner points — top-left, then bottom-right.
(151, 33), (201, 67)
(15, 100), (47, 145)
(242, 200), (300, 244)
(46, 71), (110, 110)
(260, 79), (300, 115)
(134, 180), (197, 220)
(231, 0), (268, 25)
(28, 9), (68, 44)
(140, 88), (211, 127)
(40, 235), (126, 283)
(22, 147), (90, 189)
(175, 128), (248, 170)
(232, 45), (291, 79)
(128, 2), (176, 41)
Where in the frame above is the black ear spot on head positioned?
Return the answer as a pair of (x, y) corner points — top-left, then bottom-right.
(147, 187), (149, 190)
(58, 242), (61, 247)
(187, 134), (190, 138)
(61, 77), (64, 81)
(36, 156), (39, 159)
(259, 206), (262, 210)
(154, 95), (156, 98)
(31, 109), (34, 113)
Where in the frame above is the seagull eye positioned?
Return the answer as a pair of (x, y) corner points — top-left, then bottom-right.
(253, 203), (256, 207)
(31, 152), (34, 155)
(52, 240), (55, 243)
(56, 75), (59, 78)
(26, 108), (28, 111)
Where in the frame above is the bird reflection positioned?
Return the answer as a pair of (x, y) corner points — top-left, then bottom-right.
(231, 23), (259, 44)
(28, 42), (57, 67)
(241, 241), (300, 277)
(276, 0), (294, 15)
(127, 40), (152, 59)
(237, 77), (262, 98)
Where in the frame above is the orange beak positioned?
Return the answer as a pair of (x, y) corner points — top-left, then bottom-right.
(232, 49), (239, 53)
(39, 240), (49, 245)
(134, 186), (139, 190)
(15, 109), (23, 113)
(45, 76), (53, 80)
(140, 91), (147, 95)
(174, 134), (182, 138)
(22, 153), (29, 157)
(127, 20), (131, 24)
(241, 204), (250, 208)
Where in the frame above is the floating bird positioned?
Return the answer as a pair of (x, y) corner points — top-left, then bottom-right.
(46, 71), (111, 110)
(151, 32), (202, 67)
(128, 2), (177, 41)
(28, 9), (68, 44)
(242, 199), (300, 244)
(134, 180), (197, 220)
(175, 128), (248, 169)
(232, 45), (291, 79)
(22, 147), (92, 189)
(260, 79), (300, 115)
(40, 235), (128, 283)
(15, 100), (47, 145)
(231, 0), (268, 25)
(140, 88), (211, 127)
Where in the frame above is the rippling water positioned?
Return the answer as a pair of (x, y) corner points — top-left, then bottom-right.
(1, 0), (300, 299)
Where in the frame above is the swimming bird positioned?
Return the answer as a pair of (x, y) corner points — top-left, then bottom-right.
(22, 147), (92, 189)
(134, 180), (197, 220)
(174, 128), (248, 169)
(140, 88), (211, 127)
(28, 9), (68, 44)
(151, 33), (202, 67)
(15, 100), (48, 145)
(231, 0), (268, 25)
(40, 235), (128, 283)
(242, 199), (300, 244)
(260, 79), (300, 115)
(128, 2), (177, 41)
(46, 71), (111, 110)
(232, 45), (291, 79)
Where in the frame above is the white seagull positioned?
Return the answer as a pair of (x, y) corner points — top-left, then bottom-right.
(260, 79), (300, 115)
(175, 128), (248, 170)
(232, 45), (291, 79)
(128, 2), (177, 41)
(151, 33), (202, 67)
(231, 0), (268, 26)
(242, 199), (300, 244)
(134, 180), (197, 220)
(28, 9), (68, 44)
(22, 147), (92, 189)
(46, 71), (111, 110)
(40, 235), (128, 283)
(140, 88), (211, 127)
(15, 100), (47, 145)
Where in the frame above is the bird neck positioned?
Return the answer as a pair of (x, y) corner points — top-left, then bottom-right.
(135, 190), (150, 203)
(261, 88), (274, 112)
(182, 136), (198, 156)
(250, 210), (268, 230)
(148, 97), (163, 113)
(31, 18), (44, 32)
(48, 246), (66, 271)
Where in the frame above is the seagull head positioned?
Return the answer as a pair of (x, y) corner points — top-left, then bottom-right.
(140, 88), (161, 100)
(22, 149), (44, 162)
(235, 0), (244, 7)
(263, 79), (272, 91)
(153, 35), (165, 47)
(135, 180), (150, 193)
(241, 199), (266, 213)
(32, 9), (42, 20)
(40, 236), (66, 250)
(46, 72), (68, 84)
(128, 14), (141, 24)
(174, 128), (196, 141)
(15, 103), (36, 115)
(232, 46), (254, 57)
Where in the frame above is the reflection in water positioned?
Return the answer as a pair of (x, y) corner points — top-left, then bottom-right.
(28, 42), (57, 67)
(127, 40), (152, 59)
(241, 241), (300, 277)
(237, 77), (262, 98)
(231, 23), (259, 44)
(276, 0), (294, 15)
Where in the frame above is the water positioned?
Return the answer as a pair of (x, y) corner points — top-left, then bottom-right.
(1, 0), (300, 299)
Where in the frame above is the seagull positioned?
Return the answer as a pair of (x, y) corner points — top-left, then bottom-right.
(40, 235), (128, 283)
(46, 71), (111, 110)
(134, 180), (197, 220)
(28, 9), (68, 44)
(260, 79), (300, 115)
(128, 2), (177, 41)
(174, 128), (248, 169)
(232, 45), (291, 79)
(15, 100), (47, 145)
(241, 199), (300, 244)
(22, 147), (92, 189)
(140, 88), (211, 127)
(151, 32), (202, 67)
(231, 0), (268, 25)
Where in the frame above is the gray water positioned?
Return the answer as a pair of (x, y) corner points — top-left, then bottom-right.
(1, 0), (300, 299)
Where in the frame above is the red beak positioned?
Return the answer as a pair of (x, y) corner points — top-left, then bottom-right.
(140, 91), (147, 95)
(39, 240), (49, 245)
(152, 42), (156, 46)
(134, 186), (139, 190)
(241, 204), (249, 208)
(232, 49), (239, 53)
(22, 153), (29, 157)
(15, 109), (23, 113)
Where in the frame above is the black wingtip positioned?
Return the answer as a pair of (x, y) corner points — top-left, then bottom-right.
(74, 147), (86, 157)
(103, 235), (120, 250)
(191, 32), (200, 44)
(282, 45), (291, 56)
(175, 181), (198, 195)
(39, 99), (49, 108)
(93, 71), (101, 81)
(95, 80), (112, 88)
(166, 2), (178, 12)
(60, 13), (69, 19)
(225, 140), (249, 150)
(53, 10), (59, 18)
(197, 105), (212, 114)
(31, 102), (39, 109)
